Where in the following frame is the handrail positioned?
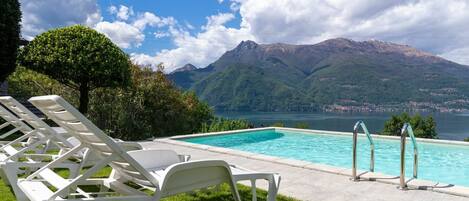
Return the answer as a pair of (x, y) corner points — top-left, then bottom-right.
(352, 120), (374, 181)
(399, 123), (418, 189)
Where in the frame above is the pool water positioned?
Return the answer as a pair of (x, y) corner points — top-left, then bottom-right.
(182, 129), (469, 187)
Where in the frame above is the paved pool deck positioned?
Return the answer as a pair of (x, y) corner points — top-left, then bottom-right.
(141, 139), (469, 201)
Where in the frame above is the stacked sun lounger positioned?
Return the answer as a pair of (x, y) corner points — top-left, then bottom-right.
(0, 95), (281, 201)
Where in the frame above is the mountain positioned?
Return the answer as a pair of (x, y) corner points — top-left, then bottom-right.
(167, 38), (469, 112)
(172, 63), (197, 73)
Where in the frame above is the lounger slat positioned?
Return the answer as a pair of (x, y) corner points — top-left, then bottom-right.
(53, 110), (78, 121)
(3, 145), (18, 156)
(38, 168), (71, 189)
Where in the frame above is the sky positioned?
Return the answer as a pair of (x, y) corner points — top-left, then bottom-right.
(20, 0), (469, 72)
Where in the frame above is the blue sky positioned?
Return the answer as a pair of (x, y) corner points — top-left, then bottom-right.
(19, 0), (469, 72)
(98, 0), (241, 54)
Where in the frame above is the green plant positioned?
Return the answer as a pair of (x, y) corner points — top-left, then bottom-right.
(464, 137), (469, 142)
(381, 113), (438, 139)
(18, 25), (131, 114)
(271, 122), (285, 127)
(0, 0), (21, 82)
(7, 66), (77, 104)
(199, 117), (251, 133)
(293, 122), (309, 129)
(88, 64), (214, 140)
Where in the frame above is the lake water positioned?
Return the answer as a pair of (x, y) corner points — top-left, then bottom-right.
(216, 112), (469, 141)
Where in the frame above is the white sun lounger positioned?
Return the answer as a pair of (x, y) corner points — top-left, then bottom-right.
(27, 95), (280, 201)
(0, 96), (147, 200)
(0, 104), (39, 148)
(19, 95), (242, 201)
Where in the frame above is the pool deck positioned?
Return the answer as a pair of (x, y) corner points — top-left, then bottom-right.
(142, 127), (469, 201)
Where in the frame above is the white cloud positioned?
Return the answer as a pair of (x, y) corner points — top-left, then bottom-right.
(154, 31), (170, 38)
(439, 47), (469, 65)
(110, 5), (134, 20)
(204, 13), (235, 29)
(132, 12), (175, 30)
(94, 21), (144, 48)
(131, 12), (254, 72)
(237, 0), (469, 60)
(20, 0), (102, 40)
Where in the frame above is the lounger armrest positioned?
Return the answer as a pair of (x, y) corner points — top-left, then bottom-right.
(127, 149), (187, 170)
(117, 141), (144, 151)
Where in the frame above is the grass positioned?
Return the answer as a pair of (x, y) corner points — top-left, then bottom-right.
(1, 166), (298, 201)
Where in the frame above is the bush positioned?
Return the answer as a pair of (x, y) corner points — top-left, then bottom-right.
(294, 122), (309, 129)
(198, 117), (251, 133)
(271, 122), (285, 127)
(7, 64), (214, 140)
(381, 113), (438, 139)
(464, 138), (469, 142)
(7, 66), (77, 104)
(88, 65), (214, 140)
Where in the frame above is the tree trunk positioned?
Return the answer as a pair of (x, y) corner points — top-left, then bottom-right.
(78, 83), (89, 114)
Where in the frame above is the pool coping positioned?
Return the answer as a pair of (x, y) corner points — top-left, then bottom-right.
(160, 127), (469, 198)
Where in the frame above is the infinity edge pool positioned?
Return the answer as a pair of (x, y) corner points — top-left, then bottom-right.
(161, 127), (469, 197)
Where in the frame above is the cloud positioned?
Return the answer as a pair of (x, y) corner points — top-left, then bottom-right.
(132, 12), (175, 30)
(154, 31), (171, 38)
(109, 5), (134, 20)
(439, 48), (469, 66)
(94, 21), (144, 48)
(20, 0), (101, 40)
(237, 0), (469, 59)
(131, 12), (254, 72)
(96, 7), (177, 49)
(204, 13), (235, 29)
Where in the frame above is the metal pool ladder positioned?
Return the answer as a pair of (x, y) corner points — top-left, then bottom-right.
(399, 123), (419, 189)
(352, 120), (374, 181)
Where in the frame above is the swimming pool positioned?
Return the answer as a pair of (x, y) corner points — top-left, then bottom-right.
(180, 128), (469, 187)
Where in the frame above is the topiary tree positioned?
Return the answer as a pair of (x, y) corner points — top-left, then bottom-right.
(0, 0), (22, 82)
(19, 25), (131, 114)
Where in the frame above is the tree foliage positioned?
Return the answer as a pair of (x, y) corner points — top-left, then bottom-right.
(0, 0), (21, 82)
(381, 113), (438, 139)
(18, 25), (131, 113)
(7, 66), (76, 103)
(88, 65), (214, 140)
(198, 117), (251, 133)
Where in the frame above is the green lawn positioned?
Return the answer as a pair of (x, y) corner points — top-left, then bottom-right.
(1, 167), (298, 201)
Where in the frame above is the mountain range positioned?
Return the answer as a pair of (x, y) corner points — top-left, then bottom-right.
(168, 38), (469, 112)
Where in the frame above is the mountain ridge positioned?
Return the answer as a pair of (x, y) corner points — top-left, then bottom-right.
(168, 38), (469, 112)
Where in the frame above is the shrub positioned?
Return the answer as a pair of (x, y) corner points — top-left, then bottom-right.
(18, 25), (131, 113)
(198, 117), (251, 133)
(294, 122), (309, 129)
(271, 122), (285, 127)
(88, 65), (214, 140)
(7, 66), (76, 104)
(381, 113), (437, 139)
(0, 0), (21, 82)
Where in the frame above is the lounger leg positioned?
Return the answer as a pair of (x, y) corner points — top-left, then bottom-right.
(3, 164), (28, 201)
(267, 175), (280, 201)
(250, 179), (257, 201)
(229, 182), (241, 201)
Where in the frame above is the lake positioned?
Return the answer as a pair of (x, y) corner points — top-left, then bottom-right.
(216, 112), (469, 141)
